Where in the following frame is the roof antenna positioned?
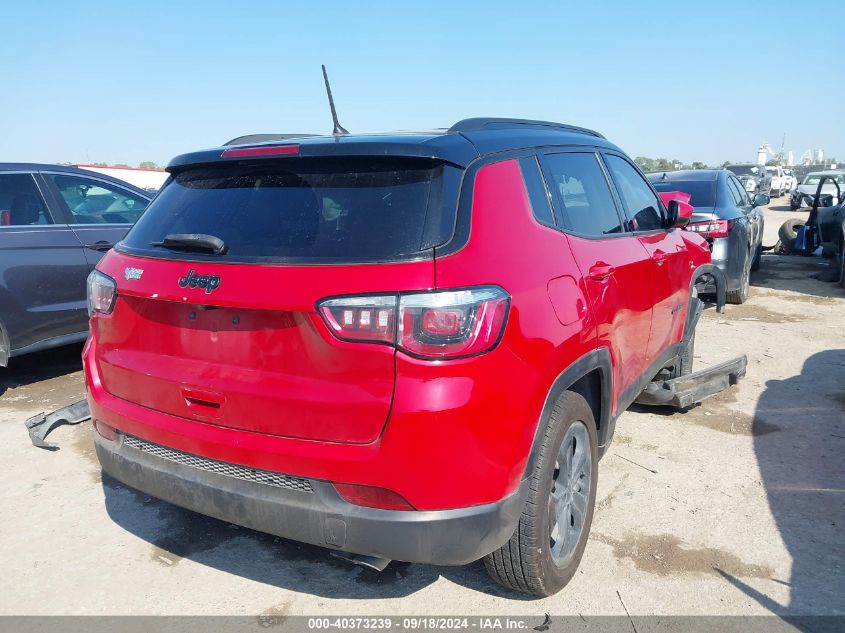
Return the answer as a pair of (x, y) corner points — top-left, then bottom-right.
(321, 65), (349, 136)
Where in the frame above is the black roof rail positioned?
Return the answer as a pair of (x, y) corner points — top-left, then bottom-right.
(448, 118), (605, 139)
(224, 133), (319, 146)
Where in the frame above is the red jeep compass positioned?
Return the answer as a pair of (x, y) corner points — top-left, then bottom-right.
(84, 118), (718, 596)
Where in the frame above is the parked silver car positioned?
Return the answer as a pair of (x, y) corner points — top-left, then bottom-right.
(790, 170), (845, 210)
(649, 169), (767, 304)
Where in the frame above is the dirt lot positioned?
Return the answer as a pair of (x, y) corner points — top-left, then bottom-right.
(0, 201), (842, 617)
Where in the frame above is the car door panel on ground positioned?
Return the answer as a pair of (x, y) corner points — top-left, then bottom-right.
(0, 173), (90, 352)
(42, 172), (150, 270)
(540, 150), (654, 405)
(602, 153), (689, 364)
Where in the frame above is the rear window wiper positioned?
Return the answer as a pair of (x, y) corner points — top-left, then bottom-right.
(151, 234), (228, 255)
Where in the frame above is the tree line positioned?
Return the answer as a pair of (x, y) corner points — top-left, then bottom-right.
(634, 157), (717, 172)
(80, 161), (162, 169)
(635, 155), (838, 172)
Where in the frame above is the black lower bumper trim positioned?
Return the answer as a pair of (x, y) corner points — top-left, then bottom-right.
(94, 434), (527, 566)
(26, 399), (91, 450)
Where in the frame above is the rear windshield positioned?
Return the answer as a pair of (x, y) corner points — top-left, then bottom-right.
(120, 158), (452, 262)
(802, 174), (845, 185)
(651, 180), (716, 207)
(726, 165), (761, 177)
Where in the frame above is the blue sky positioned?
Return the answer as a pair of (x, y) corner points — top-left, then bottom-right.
(1, 0), (841, 167)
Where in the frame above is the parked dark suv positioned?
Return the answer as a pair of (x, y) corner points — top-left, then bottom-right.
(0, 164), (151, 366)
(85, 119), (726, 596)
(725, 163), (772, 197)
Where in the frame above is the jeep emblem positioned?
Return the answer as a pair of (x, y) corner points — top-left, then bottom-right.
(178, 269), (221, 294)
(124, 267), (144, 281)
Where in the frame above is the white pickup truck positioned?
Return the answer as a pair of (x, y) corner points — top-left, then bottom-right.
(766, 165), (789, 197)
(782, 168), (798, 193)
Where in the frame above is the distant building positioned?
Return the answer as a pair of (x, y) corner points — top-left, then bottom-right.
(74, 164), (168, 191)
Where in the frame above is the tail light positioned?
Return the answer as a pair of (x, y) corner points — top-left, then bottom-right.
(398, 288), (509, 358)
(317, 286), (509, 359)
(685, 219), (733, 239)
(221, 144), (299, 158)
(87, 271), (117, 316)
(318, 295), (396, 343)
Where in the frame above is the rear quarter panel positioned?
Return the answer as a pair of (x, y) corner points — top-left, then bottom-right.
(431, 158), (597, 498)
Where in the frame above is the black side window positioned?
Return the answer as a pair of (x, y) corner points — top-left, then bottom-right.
(722, 178), (741, 207)
(604, 155), (664, 232)
(541, 153), (623, 236)
(0, 174), (52, 226)
(518, 156), (555, 226)
(49, 174), (149, 225)
(728, 177), (749, 207)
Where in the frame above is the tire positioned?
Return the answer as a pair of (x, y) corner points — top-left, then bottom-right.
(750, 242), (762, 272)
(484, 390), (598, 597)
(726, 250), (751, 304)
(778, 218), (805, 253)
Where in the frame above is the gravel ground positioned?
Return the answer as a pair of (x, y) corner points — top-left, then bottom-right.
(0, 201), (842, 617)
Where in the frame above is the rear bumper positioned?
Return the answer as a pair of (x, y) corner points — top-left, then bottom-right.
(83, 330), (541, 511)
(94, 432), (527, 566)
(708, 236), (745, 291)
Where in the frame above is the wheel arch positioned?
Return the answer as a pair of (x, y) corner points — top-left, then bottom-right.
(690, 263), (726, 316)
(523, 347), (613, 476)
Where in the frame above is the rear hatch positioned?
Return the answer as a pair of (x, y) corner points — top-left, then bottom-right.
(94, 155), (456, 443)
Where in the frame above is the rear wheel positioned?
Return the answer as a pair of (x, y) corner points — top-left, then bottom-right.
(750, 242), (763, 272)
(484, 391), (598, 597)
(726, 251), (751, 304)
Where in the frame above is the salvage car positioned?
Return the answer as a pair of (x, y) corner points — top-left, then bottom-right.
(814, 177), (845, 286)
(649, 170), (767, 304)
(726, 163), (772, 197)
(782, 168), (798, 193)
(790, 170), (845, 210)
(825, 205), (845, 287)
(765, 165), (789, 197)
(0, 164), (151, 366)
(84, 119), (741, 597)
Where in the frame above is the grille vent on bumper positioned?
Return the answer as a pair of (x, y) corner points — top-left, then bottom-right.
(122, 435), (313, 493)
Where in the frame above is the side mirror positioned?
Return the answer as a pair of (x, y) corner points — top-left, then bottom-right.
(667, 199), (693, 228)
(752, 194), (770, 207)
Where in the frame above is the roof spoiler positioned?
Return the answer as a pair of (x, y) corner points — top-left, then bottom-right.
(224, 133), (318, 147)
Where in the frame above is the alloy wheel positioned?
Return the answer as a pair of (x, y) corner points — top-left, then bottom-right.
(549, 421), (592, 566)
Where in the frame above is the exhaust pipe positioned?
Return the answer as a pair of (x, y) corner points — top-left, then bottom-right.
(330, 551), (392, 572)
(352, 554), (392, 572)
